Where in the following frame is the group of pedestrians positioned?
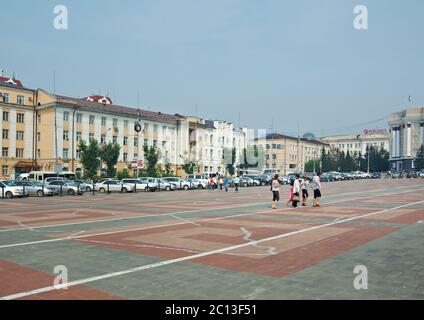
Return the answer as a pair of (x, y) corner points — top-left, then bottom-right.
(209, 174), (240, 192)
(271, 173), (322, 209)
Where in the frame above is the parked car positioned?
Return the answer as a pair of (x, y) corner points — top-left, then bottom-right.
(371, 172), (381, 179)
(243, 176), (262, 187)
(15, 180), (55, 197)
(240, 177), (254, 187)
(162, 177), (191, 190)
(186, 174), (210, 186)
(46, 180), (83, 195)
(186, 178), (207, 189)
(278, 176), (289, 185)
(120, 179), (149, 191)
(95, 180), (134, 193)
(143, 178), (177, 191)
(74, 180), (94, 192)
(0, 180), (28, 198)
(419, 170), (424, 178)
(320, 173), (332, 182)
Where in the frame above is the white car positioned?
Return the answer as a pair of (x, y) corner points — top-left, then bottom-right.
(120, 179), (149, 191)
(161, 177), (192, 190)
(0, 180), (28, 199)
(95, 180), (134, 193)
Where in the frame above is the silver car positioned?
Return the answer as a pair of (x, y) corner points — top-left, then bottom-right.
(15, 180), (55, 197)
(46, 180), (83, 196)
(95, 180), (134, 193)
(0, 180), (28, 199)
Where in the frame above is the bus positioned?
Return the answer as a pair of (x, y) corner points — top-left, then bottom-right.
(20, 171), (77, 182)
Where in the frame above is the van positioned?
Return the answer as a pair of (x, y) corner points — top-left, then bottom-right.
(27, 171), (77, 182)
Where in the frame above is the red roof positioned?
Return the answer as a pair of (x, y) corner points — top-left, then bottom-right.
(83, 96), (113, 104)
(0, 77), (23, 87)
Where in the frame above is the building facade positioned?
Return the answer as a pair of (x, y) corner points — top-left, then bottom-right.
(320, 130), (390, 156)
(0, 76), (247, 179)
(249, 133), (330, 175)
(388, 107), (424, 171)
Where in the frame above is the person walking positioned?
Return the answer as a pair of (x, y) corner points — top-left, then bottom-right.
(301, 175), (310, 207)
(312, 172), (322, 207)
(224, 176), (229, 192)
(209, 176), (215, 191)
(271, 174), (281, 209)
(233, 175), (240, 192)
(292, 174), (301, 208)
(286, 178), (294, 207)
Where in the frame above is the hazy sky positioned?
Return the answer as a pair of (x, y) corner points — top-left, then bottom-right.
(1, 0), (423, 137)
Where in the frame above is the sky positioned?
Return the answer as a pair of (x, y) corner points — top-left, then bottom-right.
(1, 0), (423, 137)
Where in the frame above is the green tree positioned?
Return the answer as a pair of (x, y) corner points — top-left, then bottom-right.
(305, 159), (321, 173)
(182, 161), (195, 175)
(414, 145), (424, 170)
(116, 169), (131, 180)
(78, 139), (99, 180)
(143, 144), (160, 177)
(99, 142), (121, 177)
(240, 146), (266, 170)
(225, 147), (236, 176)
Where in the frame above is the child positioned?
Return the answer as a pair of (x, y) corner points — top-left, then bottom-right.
(286, 178), (294, 207)
(301, 175), (310, 207)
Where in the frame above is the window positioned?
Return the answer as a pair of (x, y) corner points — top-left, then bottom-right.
(2, 148), (8, 157)
(37, 149), (41, 158)
(2, 93), (9, 103)
(123, 153), (128, 162)
(76, 149), (80, 159)
(76, 113), (82, 123)
(89, 133), (94, 140)
(63, 148), (69, 159)
(113, 136), (117, 144)
(124, 120), (128, 129)
(63, 130), (69, 141)
(17, 113), (24, 123)
(17, 95), (25, 105)
(153, 124), (158, 133)
(113, 118), (118, 127)
(37, 132), (41, 142)
(2, 129), (9, 139)
(101, 117), (107, 126)
(63, 111), (69, 122)
(76, 132), (82, 141)
(16, 148), (24, 158)
(89, 115), (95, 125)
(37, 114), (41, 124)
(16, 131), (24, 141)
(134, 153), (138, 159)
(134, 138), (138, 147)
(153, 140), (157, 147)
(123, 137), (128, 146)
(2, 111), (9, 121)
(101, 134), (106, 144)
(272, 154), (277, 160)
(2, 165), (8, 176)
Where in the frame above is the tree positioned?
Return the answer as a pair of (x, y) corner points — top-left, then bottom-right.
(414, 145), (424, 170)
(143, 144), (160, 177)
(164, 163), (173, 176)
(99, 142), (121, 177)
(240, 146), (266, 170)
(225, 147), (236, 176)
(78, 139), (99, 180)
(116, 169), (131, 180)
(305, 159), (321, 173)
(182, 161), (195, 175)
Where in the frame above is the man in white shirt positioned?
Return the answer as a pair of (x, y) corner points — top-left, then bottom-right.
(312, 173), (322, 207)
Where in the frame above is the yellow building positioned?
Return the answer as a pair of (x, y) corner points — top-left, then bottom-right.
(0, 76), (191, 179)
(250, 133), (330, 175)
(0, 77), (38, 179)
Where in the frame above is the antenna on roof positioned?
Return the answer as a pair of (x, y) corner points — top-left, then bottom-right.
(12, 71), (15, 79)
(1, 68), (4, 77)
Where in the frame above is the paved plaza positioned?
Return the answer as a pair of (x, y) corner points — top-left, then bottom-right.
(0, 179), (423, 300)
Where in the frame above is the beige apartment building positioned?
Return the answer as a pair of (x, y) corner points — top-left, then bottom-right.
(250, 133), (330, 175)
(0, 76), (247, 179)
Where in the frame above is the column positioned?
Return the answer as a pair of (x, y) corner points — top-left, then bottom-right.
(406, 123), (412, 157)
(391, 128), (396, 158)
(420, 122), (424, 146)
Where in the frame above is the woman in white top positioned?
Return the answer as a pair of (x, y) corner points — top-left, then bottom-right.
(292, 175), (301, 208)
(271, 174), (280, 209)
